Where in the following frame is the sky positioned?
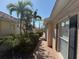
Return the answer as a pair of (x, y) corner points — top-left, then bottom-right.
(0, 0), (56, 28)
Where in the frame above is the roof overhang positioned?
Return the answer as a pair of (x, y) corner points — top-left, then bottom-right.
(0, 11), (18, 23)
(50, 0), (71, 20)
(44, 0), (71, 24)
(44, 0), (79, 28)
(0, 17), (17, 23)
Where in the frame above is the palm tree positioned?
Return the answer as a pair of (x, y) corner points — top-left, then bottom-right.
(7, 0), (32, 35)
(33, 10), (41, 28)
(23, 10), (33, 33)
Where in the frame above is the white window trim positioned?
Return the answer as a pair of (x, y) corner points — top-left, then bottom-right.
(60, 36), (69, 42)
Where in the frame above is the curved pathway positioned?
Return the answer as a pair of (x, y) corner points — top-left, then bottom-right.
(31, 36), (54, 59)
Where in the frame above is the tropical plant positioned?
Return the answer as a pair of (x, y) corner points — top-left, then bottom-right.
(23, 9), (33, 33)
(7, 0), (32, 35)
(32, 10), (41, 28)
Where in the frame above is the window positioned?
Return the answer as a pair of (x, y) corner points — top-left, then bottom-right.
(57, 18), (70, 59)
(59, 19), (69, 42)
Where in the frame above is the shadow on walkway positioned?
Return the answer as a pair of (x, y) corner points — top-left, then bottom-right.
(29, 38), (54, 59)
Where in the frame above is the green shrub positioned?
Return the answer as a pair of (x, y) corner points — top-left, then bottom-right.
(36, 31), (43, 37)
(0, 32), (41, 57)
(29, 32), (39, 44)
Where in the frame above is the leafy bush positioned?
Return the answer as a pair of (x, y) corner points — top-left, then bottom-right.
(29, 32), (39, 44)
(36, 31), (43, 37)
(0, 31), (42, 58)
(8, 32), (40, 54)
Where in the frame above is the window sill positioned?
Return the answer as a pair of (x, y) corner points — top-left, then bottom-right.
(60, 36), (69, 42)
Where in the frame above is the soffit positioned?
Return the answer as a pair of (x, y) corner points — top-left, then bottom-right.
(49, 0), (71, 20)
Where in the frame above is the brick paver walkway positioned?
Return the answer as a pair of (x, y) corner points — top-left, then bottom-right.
(32, 39), (54, 59)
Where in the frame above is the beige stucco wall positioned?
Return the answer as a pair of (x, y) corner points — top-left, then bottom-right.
(49, 14), (79, 59)
(45, 0), (79, 59)
(52, 27), (56, 50)
(53, 37), (56, 50)
(47, 24), (53, 47)
(0, 20), (16, 36)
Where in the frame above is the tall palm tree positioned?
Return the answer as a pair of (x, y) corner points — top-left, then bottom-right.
(23, 10), (33, 33)
(33, 10), (41, 28)
(7, 0), (32, 35)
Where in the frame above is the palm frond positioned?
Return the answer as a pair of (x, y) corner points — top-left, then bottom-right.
(16, 11), (20, 17)
(10, 8), (17, 15)
(7, 3), (17, 15)
(23, 1), (32, 7)
(36, 15), (41, 20)
(18, 0), (32, 9)
(24, 8), (33, 14)
(7, 3), (16, 9)
(34, 10), (37, 17)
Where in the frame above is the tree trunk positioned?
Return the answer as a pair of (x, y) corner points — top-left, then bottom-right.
(20, 19), (22, 36)
(39, 21), (40, 29)
(33, 20), (35, 28)
(20, 13), (23, 36)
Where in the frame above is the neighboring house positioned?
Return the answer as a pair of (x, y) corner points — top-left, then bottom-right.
(0, 11), (19, 36)
(44, 0), (79, 59)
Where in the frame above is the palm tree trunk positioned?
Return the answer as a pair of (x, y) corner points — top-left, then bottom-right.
(33, 20), (35, 28)
(20, 13), (23, 37)
(39, 21), (40, 29)
(20, 19), (22, 36)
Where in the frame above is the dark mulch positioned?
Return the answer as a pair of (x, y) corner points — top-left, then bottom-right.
(0, 49), (31, 59)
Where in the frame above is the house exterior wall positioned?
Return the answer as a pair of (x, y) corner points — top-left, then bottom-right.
(52, 34), (56, 50)
(48, 14), (78, 59)
(52, 27), (56, 50)
(45, 0), (79, 59)
(47, 24), (52, 47)
(0, 20), (16, 36)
